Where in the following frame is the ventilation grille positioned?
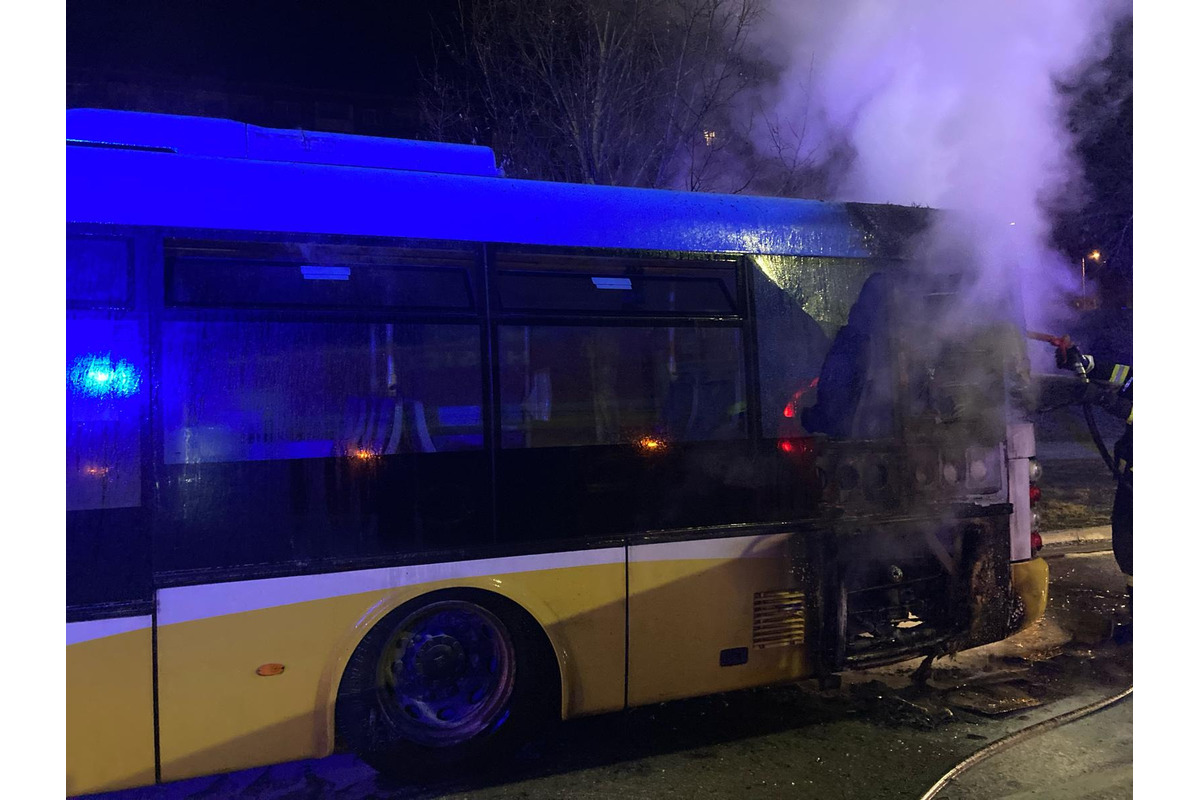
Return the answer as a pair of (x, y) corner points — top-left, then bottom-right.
(753, 589), (807, 649)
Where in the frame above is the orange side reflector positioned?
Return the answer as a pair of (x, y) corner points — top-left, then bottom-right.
(256, 663), (285, 677)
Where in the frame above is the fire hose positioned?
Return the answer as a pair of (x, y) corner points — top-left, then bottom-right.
(916, 684), (1132, 800)
(1026, 331), (1119, 479)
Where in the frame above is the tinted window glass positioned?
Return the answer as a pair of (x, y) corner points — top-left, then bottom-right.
(66, 314), (144, 509)
(162, 321), (481, 464)
(169, 258), (474, 310)
(499, 325), (745, 448)
(753, 256), (903, 440)
(67, 237), (131, 307)
(498, 272), (736, 315)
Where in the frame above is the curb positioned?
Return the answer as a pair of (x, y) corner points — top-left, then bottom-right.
(1040, 525), (1112, 554)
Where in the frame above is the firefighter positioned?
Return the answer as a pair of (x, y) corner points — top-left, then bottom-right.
(1056, 343), (1132, 634)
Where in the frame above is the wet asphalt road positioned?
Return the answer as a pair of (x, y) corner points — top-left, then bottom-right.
(87, 551), (1132, 800)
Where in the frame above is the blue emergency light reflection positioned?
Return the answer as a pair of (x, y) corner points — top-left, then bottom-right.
(69, 353), (141, 397)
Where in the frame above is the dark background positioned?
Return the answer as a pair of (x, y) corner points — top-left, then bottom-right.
(67, 1), (1132, 351)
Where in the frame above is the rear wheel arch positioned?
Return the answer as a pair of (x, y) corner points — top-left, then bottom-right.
(332, 586), (562, 773)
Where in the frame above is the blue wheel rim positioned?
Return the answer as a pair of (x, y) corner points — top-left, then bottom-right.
(377, 601), (516, 747)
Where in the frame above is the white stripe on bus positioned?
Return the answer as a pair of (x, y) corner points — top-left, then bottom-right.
(158, 548), (626, 626)
(67, 615), (153, 646)
(630, 534), (791, 563)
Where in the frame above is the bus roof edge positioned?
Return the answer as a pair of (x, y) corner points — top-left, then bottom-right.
(66, 109), (503, 178)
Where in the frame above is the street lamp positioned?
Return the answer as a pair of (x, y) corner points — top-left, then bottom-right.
(1081, 250), (1102, 291)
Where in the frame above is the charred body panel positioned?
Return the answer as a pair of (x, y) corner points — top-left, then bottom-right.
(799, 514), (1014, 674)
(762, 260), (1030, 672)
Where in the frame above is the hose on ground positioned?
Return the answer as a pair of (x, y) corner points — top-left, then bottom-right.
(916, 685), (1132, 800)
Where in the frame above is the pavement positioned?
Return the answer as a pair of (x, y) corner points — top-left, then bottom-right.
(1040, 525), (1113, 556)
(934, 694), (1133, 800)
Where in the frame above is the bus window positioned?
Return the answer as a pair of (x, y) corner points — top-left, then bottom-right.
(497, 272), (736, 315)
(752, 255), (889, 438)
(67, 236), (132, 308)
(169, 258), (474, 311)
(802, 272), (896, 440)
(493, 251), (740, 316)
(161, 321), (482, 464)
(165, 239), (479, 311)
(67, 315), (143, 510)
(499, 325), (745, 448)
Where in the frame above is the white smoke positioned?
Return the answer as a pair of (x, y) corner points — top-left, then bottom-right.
(756, 0), (1132, 337)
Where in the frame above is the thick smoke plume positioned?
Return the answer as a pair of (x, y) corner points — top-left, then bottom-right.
(757, 0), (1131, 340)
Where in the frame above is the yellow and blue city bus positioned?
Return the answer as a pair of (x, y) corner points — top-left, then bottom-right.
(65, 110), (1048, 795)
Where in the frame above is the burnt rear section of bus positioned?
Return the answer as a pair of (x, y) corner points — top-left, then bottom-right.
(754, 251), (1025, 671)
(796, 510), (1014, 673)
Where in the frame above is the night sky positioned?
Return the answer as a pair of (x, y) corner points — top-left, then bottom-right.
(66, 1), (1131, 311)
(67, 0), (442, 96)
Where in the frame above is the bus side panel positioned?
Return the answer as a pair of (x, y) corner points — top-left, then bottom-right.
(155, 554), (624, 783)
(628, 534), (810, 706)
(66, 618), (156, 796)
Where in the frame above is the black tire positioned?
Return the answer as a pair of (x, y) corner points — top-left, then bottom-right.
(335, 589), (557, 778)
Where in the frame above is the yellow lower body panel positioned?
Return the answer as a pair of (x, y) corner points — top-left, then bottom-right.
(155, 559), (625, 783)
(66, 623), (156, 796)
(629, 535), (810, 706)
(1011, 557), (1050, 631)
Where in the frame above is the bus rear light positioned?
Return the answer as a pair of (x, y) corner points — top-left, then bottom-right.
(1030, 511), (1041, 533)
(1029, 485), (1042, 504)
(256, 663), (286, 677)
(1028, 457), (1042, 483)
(778, 438), (815, 458)
(1031, 531), (1043, 552)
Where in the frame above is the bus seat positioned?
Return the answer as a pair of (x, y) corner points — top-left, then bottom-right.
(409, 400), (437, 453)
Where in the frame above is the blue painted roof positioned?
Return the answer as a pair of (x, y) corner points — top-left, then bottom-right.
(66, 110), (928, 259)
(67, 109), (501, 177)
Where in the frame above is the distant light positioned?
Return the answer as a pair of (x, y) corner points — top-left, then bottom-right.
(70, 354), (141, 398)
(1009, 222), (1016, 226)
(703, 130), (717, 146)
(592, 276), (633, 291)
(1088, 250), (1102, 261)
(636, 436), (667, 453)
(301, 265), (351, 281)
(84, 465), (109, 477)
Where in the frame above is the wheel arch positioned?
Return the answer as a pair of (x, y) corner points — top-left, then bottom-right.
(316, 581), (572, 755)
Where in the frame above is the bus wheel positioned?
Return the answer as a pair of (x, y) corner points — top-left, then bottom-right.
(336, 592), (554, 776)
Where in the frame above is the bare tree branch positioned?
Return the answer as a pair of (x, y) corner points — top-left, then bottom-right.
(419, 0), (825, 196)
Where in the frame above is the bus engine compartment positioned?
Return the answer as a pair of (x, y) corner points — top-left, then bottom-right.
(797, 515), (1016, 674)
